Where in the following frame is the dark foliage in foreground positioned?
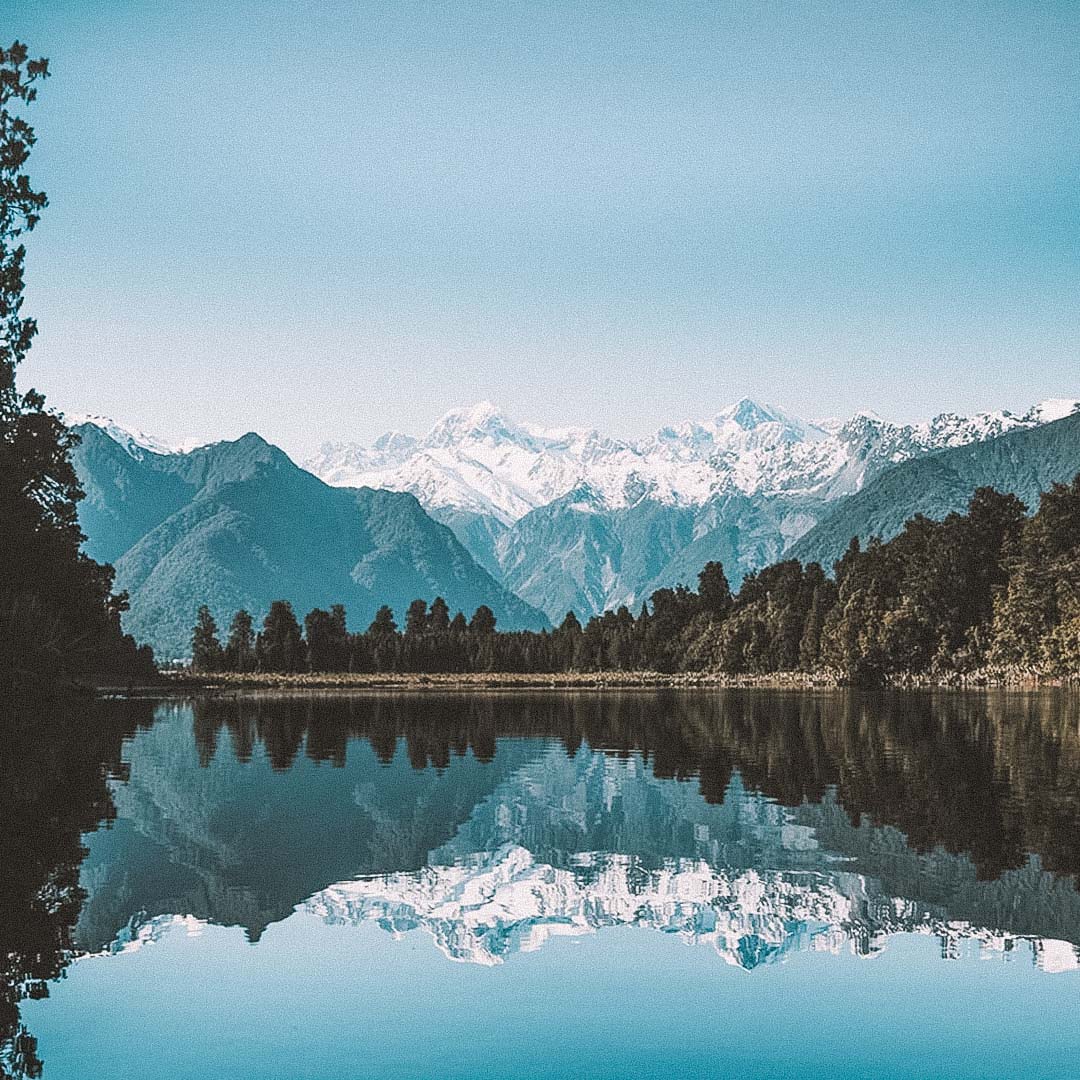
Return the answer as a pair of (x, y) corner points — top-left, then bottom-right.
(0, 696), (154, 1079)
(0, 43), (154, 693)
(192, 476), (1080, 684)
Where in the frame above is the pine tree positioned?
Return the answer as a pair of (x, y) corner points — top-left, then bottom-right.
(404, 599), (429, 637)
(224, 610), (255, 672)
(469, 605), (497, 635)
(448, 611), (468, 671)
(367, 605), (399, 672)
(697, 561), (733, 619)
(0, 42), (153, 691)
(368, 605), (397, 637)
(305, 607), (347, 672)
(429, 596), (451, 633)
(257, 601), (304, 673)
(329, 604), (349, 670)
(191, 606), (224, 672)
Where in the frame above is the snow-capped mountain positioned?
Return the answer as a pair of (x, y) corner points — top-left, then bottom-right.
(302, 396), (1078, 619)
(62, 411), (208, 459)
(88, 740), (1080, 974)
(69, 395), (1080, 624)
(299, 746), (1080, 971)
(304, 397), (1078, 525)
(66, 421), (550, 657)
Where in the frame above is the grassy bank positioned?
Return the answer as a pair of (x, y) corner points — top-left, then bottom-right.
(141, 668), (1078, 694)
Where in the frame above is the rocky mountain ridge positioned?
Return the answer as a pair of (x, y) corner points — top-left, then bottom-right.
(69, 396), (1080, 624)
(68, 423), (549, 659)
(304, 397), (1079, 523)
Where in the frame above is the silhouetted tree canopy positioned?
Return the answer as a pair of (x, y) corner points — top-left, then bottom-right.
(0, 42), (153, 694)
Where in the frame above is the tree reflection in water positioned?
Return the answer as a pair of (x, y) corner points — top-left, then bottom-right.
(3, 689), (1080, 1077)
(188, 690), (1080, 881)
(0, 699), (153, 1079)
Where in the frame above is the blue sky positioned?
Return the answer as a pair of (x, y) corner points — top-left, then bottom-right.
(9, 0), (1079, 454)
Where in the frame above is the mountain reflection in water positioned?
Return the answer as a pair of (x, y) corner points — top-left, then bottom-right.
(4, 689), (1080, 1077)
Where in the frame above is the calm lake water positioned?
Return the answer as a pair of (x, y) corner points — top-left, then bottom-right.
(5, 689), (1080, 1079)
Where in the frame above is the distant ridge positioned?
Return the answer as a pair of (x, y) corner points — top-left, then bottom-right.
(305, 396), (1077, 522)
(71, 423), (549, 659)
(788, 409), (1080, 571)
(69, 395), (1079, 626)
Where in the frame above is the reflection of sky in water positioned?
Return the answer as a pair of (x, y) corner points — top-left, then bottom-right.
(19, 695), (1080, 1078)
(26, 919), (1080, 1080)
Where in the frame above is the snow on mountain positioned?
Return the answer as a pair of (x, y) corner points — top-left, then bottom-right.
(64, 412), (207, 459)
(305, 846), (863, 968)
(69, 397), (1078, 623)
(301, 743), (1080, 972)
(305, 397), (1079, 524)
(303, 845), (1077, 971)
(1027, 399), (1080, 424)
(97, 912), (207, 957)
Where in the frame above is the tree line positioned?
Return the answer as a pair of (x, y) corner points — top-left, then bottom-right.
(187, 689), (1080, 884)
(191, 475), (1080, 685)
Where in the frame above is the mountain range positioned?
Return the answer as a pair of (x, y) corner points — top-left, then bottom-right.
(790, 407), (1080, 570)
(306, 396), (1079, 620)
(69, 423), (547, 659)
(307, 398), (1078, 521)
(67, 395), (1080, 652)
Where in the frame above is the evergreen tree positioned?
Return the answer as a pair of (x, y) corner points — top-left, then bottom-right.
(304, 606), (350, 672)
(0, 42), (154, 691)
(468, 605), (497, 671)
(304, 613), (336, 669)
(990, 476), (1080, 673)
(368, 605), (397, 637)
(224, 610), (255, 673)
(366, 605), (399, 671)
(798, 585), (827, 670)
(179, 474), (1080, 682)
(329, 604), (349, 669)
(404, 598), (429, 637)
(553, 610), (583, 670)
(191, 606), (223, 672)
(644, 586), (699, 672)
(697, 561), (733, 619)
(447, 611), (468, 671)
(429, 596), (451, 633)
(469, 605), (497, 635)
(256, 601), (304, 673)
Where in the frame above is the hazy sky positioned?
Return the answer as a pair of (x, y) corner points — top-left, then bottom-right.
(9, 0), (1080, 454)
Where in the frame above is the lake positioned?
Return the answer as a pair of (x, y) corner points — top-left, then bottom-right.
(5, 689), (1080, 1079)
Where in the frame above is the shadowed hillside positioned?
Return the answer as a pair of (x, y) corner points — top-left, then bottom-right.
(72, 425), (549, 659)
(789, 410), (1080, 571)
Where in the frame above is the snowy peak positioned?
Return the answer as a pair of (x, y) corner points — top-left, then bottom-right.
(299, 744), (1080, 972)
(305, 395), (1077, 522)
(721, 397), (778, 429)
(1026, 398), (1080, 424)
(303, 846), (1078, 971)
(65, 413), (202, 459)
(714, 397), (818, 441)
(372, 430), (419, 456)
(425, 400), (522, 448)
(69, 394), (1079, 525)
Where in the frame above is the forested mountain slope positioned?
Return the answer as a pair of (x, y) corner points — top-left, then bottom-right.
(71, 424), (549, 659)
(788, 411), (1080, 571)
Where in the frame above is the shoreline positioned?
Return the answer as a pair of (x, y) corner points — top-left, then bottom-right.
(97, 669), (1080, 696)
